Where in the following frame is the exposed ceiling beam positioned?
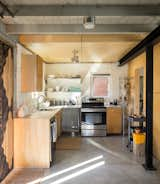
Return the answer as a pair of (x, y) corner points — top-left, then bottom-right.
(6, 24), (157, 34)
(19, 34), (147, 43)
(0, 1), (14, 17)
(6, 5), (160, 16)
(0, 19), (16, 46)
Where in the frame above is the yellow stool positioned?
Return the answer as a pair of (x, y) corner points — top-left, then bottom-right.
(133, 133), (145, 144)
(133, 133), (146, 157)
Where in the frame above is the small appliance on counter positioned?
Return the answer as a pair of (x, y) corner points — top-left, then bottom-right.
(81, 97), (106, 137)
(110, 99), (118, 105)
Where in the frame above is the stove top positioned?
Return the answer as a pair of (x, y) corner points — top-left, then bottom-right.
(82, 97), (104, 108)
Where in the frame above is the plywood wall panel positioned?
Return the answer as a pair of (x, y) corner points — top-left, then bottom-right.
(153, 43), (160, 93)
(153, 93), (160, 160)
(128, 45), (160, 161)
(153, 42), (160, 160)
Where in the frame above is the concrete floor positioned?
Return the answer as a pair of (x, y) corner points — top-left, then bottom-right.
(3, 136), (160, 184)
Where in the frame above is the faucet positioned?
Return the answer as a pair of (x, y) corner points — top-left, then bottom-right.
(37, 95), (46, 110)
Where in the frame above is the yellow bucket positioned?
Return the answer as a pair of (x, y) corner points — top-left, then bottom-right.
(133, 133), (146, 144)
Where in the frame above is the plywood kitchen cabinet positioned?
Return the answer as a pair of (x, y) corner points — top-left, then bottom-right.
(55, 110), (62, 137)
(14, 117), (50, 168)
(14, 109), (61, 169)
(21, 54), (43, 92)
(106, 107), (122, 134)
(36, 55), (44, 91)
(21, 54), (37, 92)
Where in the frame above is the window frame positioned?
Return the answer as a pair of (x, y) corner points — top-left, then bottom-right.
(91, 74), (111, 98)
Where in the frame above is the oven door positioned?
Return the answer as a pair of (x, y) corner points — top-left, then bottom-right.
(81, 109), (106, 136)
(81, 108), (106, 126)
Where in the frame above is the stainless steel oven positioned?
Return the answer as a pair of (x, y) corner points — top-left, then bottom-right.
(81, 98), (106, 136)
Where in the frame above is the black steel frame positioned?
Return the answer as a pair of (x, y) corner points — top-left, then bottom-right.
(118, 25), (160, 66)
(143, 45), (155, 170)
(118, 25), (160, 170)
(0, 1), (14, 18)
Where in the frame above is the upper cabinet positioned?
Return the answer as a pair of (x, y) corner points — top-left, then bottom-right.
(21, 54), (37, 92)
(21, 54), (44, 92)
(36, 56), (44, 91)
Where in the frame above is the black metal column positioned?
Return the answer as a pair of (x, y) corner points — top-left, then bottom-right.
(143, 44), (155, 170)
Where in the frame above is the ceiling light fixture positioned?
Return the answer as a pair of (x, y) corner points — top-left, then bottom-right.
(83, 16), (95, 29)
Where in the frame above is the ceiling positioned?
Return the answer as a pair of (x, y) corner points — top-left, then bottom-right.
(0, 0), (159, 34)
(2, 16), (160, 25)
(19, 34), (147, 63)
(0, 0), (159, 63)
(2, 0), (160, 5)
(23, 41), (138, 63)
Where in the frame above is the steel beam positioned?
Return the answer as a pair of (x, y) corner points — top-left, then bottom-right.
(0, 1), (14, 17)
(7, 5), (160, 16)
(6, 24), (157, 34)
(0, 20), (16, 46)
(118, 25), (160, 66)
(142, 44), (155, 170)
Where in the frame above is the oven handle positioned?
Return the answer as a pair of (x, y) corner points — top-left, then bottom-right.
(81, 108), (106, 112)
(81, 121), (106, 125)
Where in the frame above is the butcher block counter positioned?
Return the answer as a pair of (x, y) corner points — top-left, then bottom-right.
(14, 108), (62, 169)
(27, 108), (61, 119)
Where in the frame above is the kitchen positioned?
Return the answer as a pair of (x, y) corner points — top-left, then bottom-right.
(0, 1), (160, 184)
(13, 37), (128, 169)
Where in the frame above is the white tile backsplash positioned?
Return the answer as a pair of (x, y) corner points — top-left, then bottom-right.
(45, 63), (128, 101)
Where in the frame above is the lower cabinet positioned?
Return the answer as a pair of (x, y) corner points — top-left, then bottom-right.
(14, 118), (51, 168)
(106, 107), (122, 134)
(14, 110), (62, 168)
(55, 110), (62, 137)
(62, 108), (80, 132)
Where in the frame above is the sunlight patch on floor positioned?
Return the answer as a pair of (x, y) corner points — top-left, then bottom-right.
(50, 161), (105, 184)
(87, 138), (137, 163)
(27, 155), (104, 184)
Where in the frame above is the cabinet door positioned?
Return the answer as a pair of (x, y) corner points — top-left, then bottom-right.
(56, 111), (62, 137)
(107, 107), (122, 134)
(62, 108), (80, 132)
(36, 56), (43, 91)
(21, 54), (37, 92)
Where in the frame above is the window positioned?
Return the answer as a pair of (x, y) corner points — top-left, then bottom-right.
(91, 74), (110, 97)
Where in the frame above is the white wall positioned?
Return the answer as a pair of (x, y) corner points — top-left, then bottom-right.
(45, 63), (128, 101)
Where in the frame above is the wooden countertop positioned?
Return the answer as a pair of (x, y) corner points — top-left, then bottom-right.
(105, 105), (122, 108)
(15, 107), (62, 120)
(28, 109), (61, 119)
(15, 105), (121, 120)
(45, 105), (81, 109)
